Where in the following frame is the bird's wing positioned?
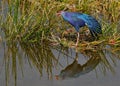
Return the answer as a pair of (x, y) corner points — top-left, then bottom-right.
(69, 17), (86, 32)
(63, 13), (86, 32)
(77, 13), (102, 36)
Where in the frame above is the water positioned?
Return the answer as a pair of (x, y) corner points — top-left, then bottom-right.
(0, 41), (120, 86)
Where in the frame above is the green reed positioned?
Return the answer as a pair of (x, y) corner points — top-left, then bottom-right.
(0, 0), (120, 47)
(0, 0), (60, 42)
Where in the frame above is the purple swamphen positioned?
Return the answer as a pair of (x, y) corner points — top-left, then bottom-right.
(57, 11), (102, 46)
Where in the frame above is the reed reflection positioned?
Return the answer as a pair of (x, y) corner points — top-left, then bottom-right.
(3, 41), (58, 86)
(2, 41), (120, 86)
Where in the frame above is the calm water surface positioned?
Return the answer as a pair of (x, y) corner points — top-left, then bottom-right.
(0, 41), (120, 86)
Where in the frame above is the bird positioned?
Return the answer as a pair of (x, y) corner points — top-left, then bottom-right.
(57, 11), (102, 47)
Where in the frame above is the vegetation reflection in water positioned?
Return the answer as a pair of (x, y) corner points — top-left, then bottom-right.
(3, 41), (58, 86)
(1, 40), (120, 86)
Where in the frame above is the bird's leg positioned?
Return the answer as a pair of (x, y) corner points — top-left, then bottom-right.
(75, 52), (78, 61)
(75, 32), (80, 47)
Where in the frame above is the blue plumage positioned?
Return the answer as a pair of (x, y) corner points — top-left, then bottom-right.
(60, 11), (102, 37)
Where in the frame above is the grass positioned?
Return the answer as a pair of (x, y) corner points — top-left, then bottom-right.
(0, 0), (120, 46)
(0, 0), (60, 43)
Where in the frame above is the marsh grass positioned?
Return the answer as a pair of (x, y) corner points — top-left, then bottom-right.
(1, 0), (61, 43)
(0, 0), (120, 48)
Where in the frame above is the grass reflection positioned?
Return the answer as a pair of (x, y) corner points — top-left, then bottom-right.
(4, 42), (19, 86)
(20, 41), (59, 78)
(3, 41), (58, 86)
(2, 41), (120, 85)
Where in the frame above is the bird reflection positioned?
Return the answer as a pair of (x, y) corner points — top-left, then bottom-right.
(55, 52), (100, 80)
